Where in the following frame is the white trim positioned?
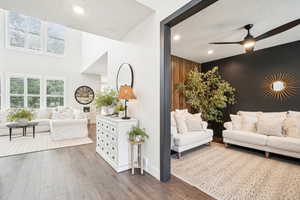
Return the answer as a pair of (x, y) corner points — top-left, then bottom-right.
(44, 77), (66, 108)
(0, 73), (4, 110)
(5, 11), (66, 57)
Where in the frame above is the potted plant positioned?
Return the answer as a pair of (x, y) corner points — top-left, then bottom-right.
(128, 126), (149, 143)
(114, 103), (125, 117)
(7, 109), (34, 125)
(94, 89), (119, 115)
(177, 67), (236, 136)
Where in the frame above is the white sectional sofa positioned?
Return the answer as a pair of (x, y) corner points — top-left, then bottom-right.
(223, 111), (300, 159)
(0, 107), (88, 141)
(171, 110), (213, 158)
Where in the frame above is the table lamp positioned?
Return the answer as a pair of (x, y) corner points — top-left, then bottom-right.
(118, 85), (136, 120)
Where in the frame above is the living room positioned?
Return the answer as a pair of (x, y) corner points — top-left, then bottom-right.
(169, 1), (300, 199)
(0, 0), (299, 200)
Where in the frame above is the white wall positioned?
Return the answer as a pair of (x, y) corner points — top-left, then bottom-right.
(81, 0), (191, 179)
(0, 9), (101, 119)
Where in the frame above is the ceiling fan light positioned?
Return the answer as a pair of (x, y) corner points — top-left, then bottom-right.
(243, 41), (255, 48)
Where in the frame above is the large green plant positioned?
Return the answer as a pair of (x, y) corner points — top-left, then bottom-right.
(177, 67), (236, 122)
(7, 109), (34, 122)
(94, 89), (119, 108)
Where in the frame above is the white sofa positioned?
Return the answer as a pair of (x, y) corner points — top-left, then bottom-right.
(223, 111), (300, 159)
(0, 107), (89, 141)
(171, 110), (213, 158)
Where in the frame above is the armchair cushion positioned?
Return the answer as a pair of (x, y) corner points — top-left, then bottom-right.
(173, 131), (213, 146)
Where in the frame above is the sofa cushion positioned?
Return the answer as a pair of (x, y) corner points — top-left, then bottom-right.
(223, 130), (268, 146)
(283, 117), (300, 138)
(267, 136), (300, 153)
(287, 111), (300, 118)
(32, 119), (50, 126)
(35, 108), (52, 119)
(174, 111), (189, 134)
(173, 131), (213, 146)
(171, 112), (176, 127)
(237, 111), (262, 117)
(230, 114), (242, 130)
(257, 117), (283, 137)
(185, 114), (203, 131)
(261, 112), (287, 119)
(241, 116), (258, 132)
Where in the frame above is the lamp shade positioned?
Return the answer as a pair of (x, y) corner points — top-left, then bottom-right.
(118, 85), (136, 100)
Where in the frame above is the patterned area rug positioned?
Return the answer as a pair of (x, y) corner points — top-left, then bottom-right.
(172, 143), (300, 200)
(0, 133), (93, 157)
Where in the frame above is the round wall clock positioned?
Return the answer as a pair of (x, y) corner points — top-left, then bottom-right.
(74, 86), (95, 105)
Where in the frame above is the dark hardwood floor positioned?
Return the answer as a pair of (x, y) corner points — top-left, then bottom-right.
(0, 125), (214, 200)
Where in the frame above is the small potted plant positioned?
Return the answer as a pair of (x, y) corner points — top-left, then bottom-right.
(94, 89), (119, 115)
(128, 126), (149, 143)
(114, 103), (125, 117)
(7, 109), (34, 125)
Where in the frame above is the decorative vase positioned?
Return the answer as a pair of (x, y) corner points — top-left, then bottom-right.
(119, 111), (125, 118)
(102, 106), (114, 116)
(16, 118), (29, 126)
(135, 135), (142, 142)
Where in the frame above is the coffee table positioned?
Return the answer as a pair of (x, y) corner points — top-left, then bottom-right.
(6, 122), (39, 141)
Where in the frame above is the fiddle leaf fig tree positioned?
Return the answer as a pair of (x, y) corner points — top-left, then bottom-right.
(177, 67), (236, 122)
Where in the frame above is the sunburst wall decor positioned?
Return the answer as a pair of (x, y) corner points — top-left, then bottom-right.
(263, 73), (297, 101)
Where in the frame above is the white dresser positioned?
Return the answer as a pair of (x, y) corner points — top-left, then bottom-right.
(96, 115), (138, 172)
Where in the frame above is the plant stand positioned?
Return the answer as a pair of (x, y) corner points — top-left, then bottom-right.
(130, 141), (144, 175)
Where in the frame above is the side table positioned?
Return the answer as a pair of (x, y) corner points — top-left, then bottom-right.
(130, 141), (144, 175)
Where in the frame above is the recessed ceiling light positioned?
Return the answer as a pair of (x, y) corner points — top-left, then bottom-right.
(208, 50), (214, 55)
(173, 35), (181, 41)
(73, 5), (85, 15)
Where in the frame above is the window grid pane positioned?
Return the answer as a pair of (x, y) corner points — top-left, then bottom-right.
(27, 78), (40, 95)
(10, 77), (24, 94)
(28, 96), (40, 108)
(10, 96), (24, 108)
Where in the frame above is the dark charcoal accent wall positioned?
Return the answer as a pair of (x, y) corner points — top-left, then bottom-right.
(202, 41), (300, 135)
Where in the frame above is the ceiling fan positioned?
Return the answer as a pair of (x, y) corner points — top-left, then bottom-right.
(209, 19), (300, 53)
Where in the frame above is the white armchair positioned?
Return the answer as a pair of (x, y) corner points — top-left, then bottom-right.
(50, 119), (88, 141)
(171, 111), (213, 158)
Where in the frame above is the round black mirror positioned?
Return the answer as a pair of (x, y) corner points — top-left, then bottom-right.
(116, 63), (134, 91)
(74, 86), (95, 105)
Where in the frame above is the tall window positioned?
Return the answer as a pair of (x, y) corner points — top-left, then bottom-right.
(7, 11), (42, 51)
(6, 11), (66, 55)
(47, 23), (65, 55)
(46, 79), (65, 107)
(8, 75), (41, 108)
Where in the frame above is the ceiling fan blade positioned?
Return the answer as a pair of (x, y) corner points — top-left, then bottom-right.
(255, 19), (300, 41)
(209, 42), (242, 45)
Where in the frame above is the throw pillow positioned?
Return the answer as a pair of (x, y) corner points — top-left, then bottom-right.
(36, 109), (51, 119)
(238, 111), (262, 117)
(241, 116), (258, 132)
(283, 118), (300, 138)
(287, 111), (300, 118)
(174, 111), (189, 134)
(261, 112), (287, 119)
(230, 114), (242, 130)
(257, 117), (283, 136)
(185, 113), (203, 132)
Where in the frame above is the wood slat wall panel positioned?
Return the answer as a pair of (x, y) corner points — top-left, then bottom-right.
(171, 55), (200, 111)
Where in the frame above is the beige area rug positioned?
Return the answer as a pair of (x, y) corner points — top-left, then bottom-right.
(172, 143), (300, 200)
(0, 133), (93, 157)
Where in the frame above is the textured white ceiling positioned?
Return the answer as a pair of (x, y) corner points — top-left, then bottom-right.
(0, 0), (153, 40)
(171, 0), (300, 63)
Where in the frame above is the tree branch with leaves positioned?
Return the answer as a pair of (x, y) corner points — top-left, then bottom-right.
(177, 67), (236, 122)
